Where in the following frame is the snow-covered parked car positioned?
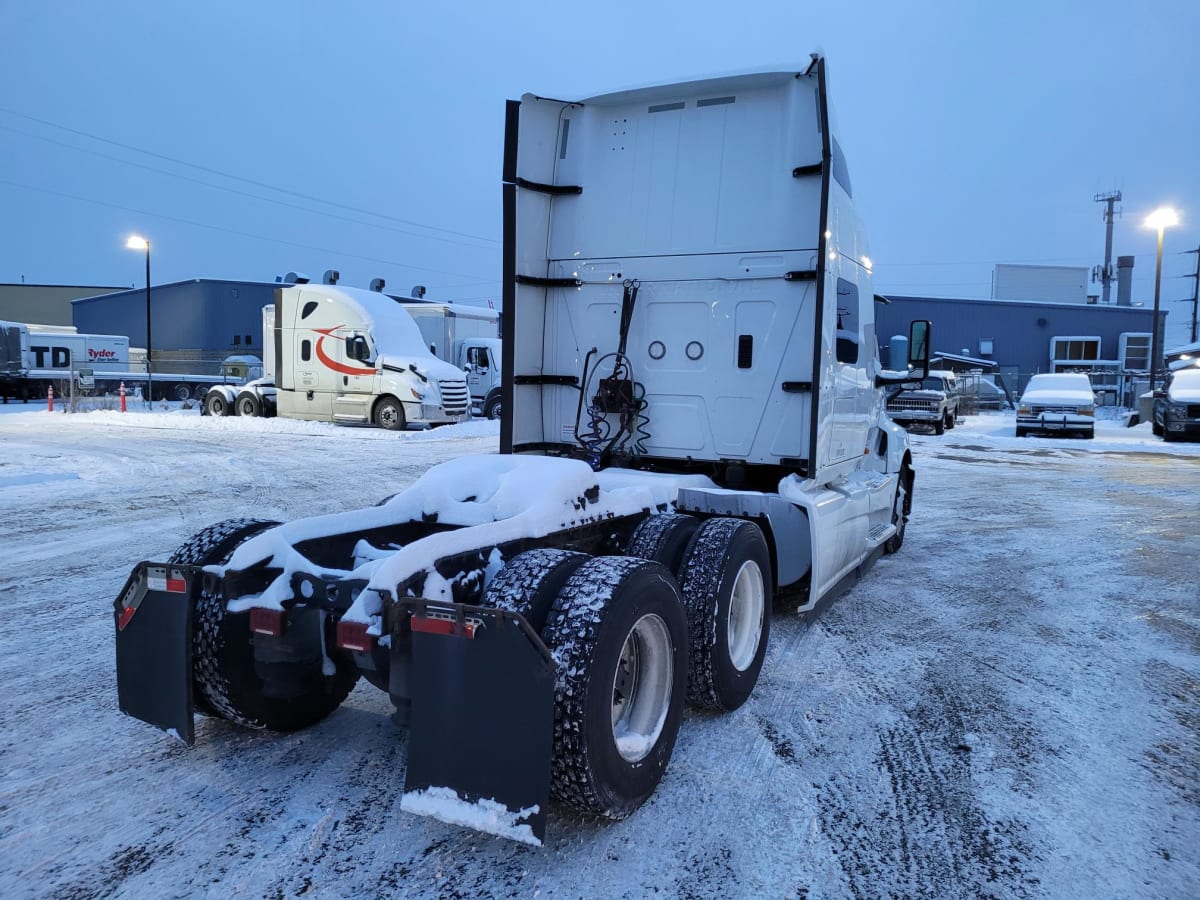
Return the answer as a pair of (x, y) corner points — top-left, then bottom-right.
(886, 370), (960, 434)
(1015, 373), (1096, 439)
(973, 375), (1012, 410)
(1152, 366), (1200, 442)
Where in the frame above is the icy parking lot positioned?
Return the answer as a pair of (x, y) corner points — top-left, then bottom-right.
(0, 404), (1197, 898)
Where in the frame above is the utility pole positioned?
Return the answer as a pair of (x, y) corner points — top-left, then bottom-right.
(1093, 191), (1122, 303)
(1185, 246), (1199, 344)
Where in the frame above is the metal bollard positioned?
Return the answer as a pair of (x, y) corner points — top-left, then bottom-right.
(48, 385), (54, 412)
(120, 382), (127, 413)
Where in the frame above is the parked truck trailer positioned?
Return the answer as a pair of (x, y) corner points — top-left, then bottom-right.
(115, 59), (930, 846)
(0, 319), (226, 403)
(401, 303), (503, 418)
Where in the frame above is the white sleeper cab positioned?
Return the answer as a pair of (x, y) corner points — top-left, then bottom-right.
(115, 58), (931, 847)
(202, 284), (470, 429)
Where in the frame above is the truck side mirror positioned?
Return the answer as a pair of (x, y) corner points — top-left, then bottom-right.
(346, 335), (371, 363)
(875, 319), (932, 387)
(907, 320), (930, 378)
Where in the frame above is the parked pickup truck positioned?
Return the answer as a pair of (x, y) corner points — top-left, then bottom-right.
(886, 370), (959, 434)
(1152, 366), (1200, 442)
(1016, 372), (1096, 438)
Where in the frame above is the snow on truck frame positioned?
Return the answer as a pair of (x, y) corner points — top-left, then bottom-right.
(114, 59), (930, 846)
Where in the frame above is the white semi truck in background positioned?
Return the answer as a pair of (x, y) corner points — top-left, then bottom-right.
(116, 59), (929, 846)
(201, 284), (470, 429)
(0, 320), (225, 403)
(401, 303), (503, 418)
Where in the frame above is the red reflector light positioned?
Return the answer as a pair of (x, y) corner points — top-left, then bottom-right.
(336, 619), (374, 653)
(117, 606), (136, 631)
(249, 608), (285, 637)
(166, 577), (186, 593)
(411, 616), (476, 639)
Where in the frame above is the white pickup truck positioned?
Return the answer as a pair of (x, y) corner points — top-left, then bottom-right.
(1016, 373), (1097, 438)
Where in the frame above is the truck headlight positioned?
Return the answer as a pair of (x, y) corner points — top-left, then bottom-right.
(1017, 403), (1031, 415)
(1077, 405), (1094, 416)
(410, 387), (426, 401)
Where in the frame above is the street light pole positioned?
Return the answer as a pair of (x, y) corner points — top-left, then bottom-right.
(1144, 208), (1178, 392)
(1186, 247), (1199, 344)
(126, 235), (152, 402)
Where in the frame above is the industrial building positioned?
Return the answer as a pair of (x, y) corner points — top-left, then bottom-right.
(72, 278), (280, 375)
(875, 294), (1161, 405)
(0, 283), (129, 327)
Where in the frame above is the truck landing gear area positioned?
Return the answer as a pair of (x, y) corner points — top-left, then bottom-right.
(115, 62), (932, 846)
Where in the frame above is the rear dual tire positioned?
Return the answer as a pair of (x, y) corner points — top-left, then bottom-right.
(204, 390), (232, 417)
(541, 557), (689, 819)
(481, 517), (774, 818)
(168, 518), (358, 731)
(484, 551), (690, 820)
(676, 519), (772, 712)
(236, 391), (262, 417)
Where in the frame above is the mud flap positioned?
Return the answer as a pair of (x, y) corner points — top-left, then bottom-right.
(113, 563), (197, 745)
(399, 601), (555, 846)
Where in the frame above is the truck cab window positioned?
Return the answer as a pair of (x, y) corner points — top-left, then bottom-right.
(301, 339), (311, 362)
(835, 278), (860, 365)
(301, 301), (319, 320)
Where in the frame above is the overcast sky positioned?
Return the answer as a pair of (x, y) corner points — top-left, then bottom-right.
(2, 1), (1197, 345)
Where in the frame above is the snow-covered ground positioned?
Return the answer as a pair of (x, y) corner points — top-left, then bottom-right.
(1, 403), (1197, 898)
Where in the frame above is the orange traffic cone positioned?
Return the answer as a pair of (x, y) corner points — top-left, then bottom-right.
(120, 382), (127, 413)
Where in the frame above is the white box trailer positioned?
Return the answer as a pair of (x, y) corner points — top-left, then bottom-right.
(114, 59), (930, 846)
(402, 303), (503, 418)
(0, 319), (224, 402)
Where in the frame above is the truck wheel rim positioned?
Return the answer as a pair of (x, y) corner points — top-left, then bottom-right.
(611, 613), (673, 763)
(381, 406), (396, 426)
(727, 560), (765, 672)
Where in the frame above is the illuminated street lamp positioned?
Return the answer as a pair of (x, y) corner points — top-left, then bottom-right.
(125, 235), (151, 402)
(1144, 208), (1178, 391)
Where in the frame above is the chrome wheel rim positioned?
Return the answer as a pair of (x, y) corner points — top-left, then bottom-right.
(727, 560), (765, 672)
(611, 613), (673, 763)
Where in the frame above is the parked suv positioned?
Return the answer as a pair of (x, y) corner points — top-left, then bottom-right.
(1015, 373), (1096, 439)
(886, 370), (960, 434)
(1152, 366), (1200, 442)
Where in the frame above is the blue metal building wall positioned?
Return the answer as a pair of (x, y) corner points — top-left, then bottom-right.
(72, 280), (278, 355)
(876, 295), (1160, 376)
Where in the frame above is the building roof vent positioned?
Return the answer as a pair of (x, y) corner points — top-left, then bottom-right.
(282, 271), (310, 284)
(322, 269), (340, 285)
(411, 285), (427, 299)
(369, 278), (386, 292)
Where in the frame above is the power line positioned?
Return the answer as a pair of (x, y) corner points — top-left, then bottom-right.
(0, 105), (500, 246)
(0, 178), (496, 282)
(0, 122), (500, 253)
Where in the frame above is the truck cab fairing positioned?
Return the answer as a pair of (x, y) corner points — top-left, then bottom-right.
(502, 61), (884, 486)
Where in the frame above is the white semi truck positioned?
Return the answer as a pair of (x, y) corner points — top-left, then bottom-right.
(201, 284), (471, 429)
(401, 303), (503, 418)
(0, 320), (226, 403)
(115, 59), (930, 846)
